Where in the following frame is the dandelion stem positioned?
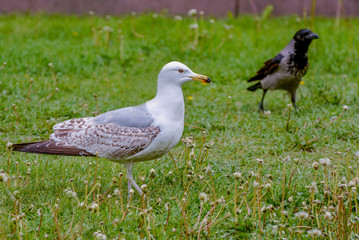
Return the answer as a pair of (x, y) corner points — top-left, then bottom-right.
(280, 162), (286, 222)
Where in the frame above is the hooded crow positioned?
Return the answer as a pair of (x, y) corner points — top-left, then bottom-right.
(247, 29), (319, 111)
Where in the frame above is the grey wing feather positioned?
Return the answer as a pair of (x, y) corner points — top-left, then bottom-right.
(93, 104), (154, 128)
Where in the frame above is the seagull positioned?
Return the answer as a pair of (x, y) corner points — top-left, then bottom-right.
(247, 29), (319, 111)
(12, 61), (211, 196)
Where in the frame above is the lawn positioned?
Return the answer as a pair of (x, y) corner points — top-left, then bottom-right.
(0, 12), (359, 239)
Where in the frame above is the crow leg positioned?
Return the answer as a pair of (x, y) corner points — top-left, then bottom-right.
(290, 92), (298, 109)
(125, 162), (143, 199)
(259, 89), (268, 112)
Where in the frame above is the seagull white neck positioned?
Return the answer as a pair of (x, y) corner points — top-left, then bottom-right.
(147, 83), (185, 123)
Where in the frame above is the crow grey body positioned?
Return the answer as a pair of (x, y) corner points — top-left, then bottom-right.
(247, 29), (319, 111)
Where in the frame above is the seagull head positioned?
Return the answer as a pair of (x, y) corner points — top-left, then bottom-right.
(293, 29), (319, 42)
(158, 61), (211, 86)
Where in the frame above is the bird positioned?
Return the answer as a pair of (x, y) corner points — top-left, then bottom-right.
(247, 29), (319, 111)
(12, 61), (211, 196)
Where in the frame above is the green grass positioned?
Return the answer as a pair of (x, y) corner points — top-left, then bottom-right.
(0, 13), (359, 239)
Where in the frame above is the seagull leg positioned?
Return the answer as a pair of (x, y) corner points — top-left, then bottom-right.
(125, 162), (143, 198)
(259, 89), (267, 112)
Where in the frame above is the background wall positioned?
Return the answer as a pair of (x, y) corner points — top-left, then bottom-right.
(0, 0), (358, 17)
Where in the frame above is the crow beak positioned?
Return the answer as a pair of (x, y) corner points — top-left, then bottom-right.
(307, 32), (319, 40)
(190, 74), (211, 83)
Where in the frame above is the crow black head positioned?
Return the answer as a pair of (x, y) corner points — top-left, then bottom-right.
(293, 29), (319, 42)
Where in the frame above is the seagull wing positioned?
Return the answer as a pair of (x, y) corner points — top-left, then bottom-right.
(13, 106), (160, 159)
(50, 106), (160, 159)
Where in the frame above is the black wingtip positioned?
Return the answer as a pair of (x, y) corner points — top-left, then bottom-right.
(12, 140), (95, 157)
(247, 82), (262, 91)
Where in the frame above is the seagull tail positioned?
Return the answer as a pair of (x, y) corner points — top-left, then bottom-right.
(11, 140), (95, 157)
(247, 82), (262, 92)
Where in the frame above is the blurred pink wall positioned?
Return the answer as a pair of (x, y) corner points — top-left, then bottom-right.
(0, 0), (357, 17)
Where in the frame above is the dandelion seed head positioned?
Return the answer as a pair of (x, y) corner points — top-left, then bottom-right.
(308, 228), (322, 237)
(256, 158), (264, 164)
(295, 211), (309, 220)
(319, 157), (331, 166)
(0, 173), (8, 182)
(103, 26), (113, 32)
(174, 15), (183, 21)
(323, 211), (332, 220)
(224, 24), (233, 30)
(188, 9), (197, 16)
(209, 19), (215, 23)
(233, 172), (241, 179)
(140, 184), (148, 191)
(199, 192), (208, 203)
(189, 23), (199, 29)
(312, 161), (319, 170)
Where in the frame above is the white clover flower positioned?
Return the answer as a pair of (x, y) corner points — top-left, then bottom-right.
(233, 172), (241, 179)
(288, 196), (293, 202)
(319, 157), (331, 166)
(199, 192), (208, 203)
(253, 180), (259, 188)
(189, 23), (199, 29)
(48, 62), (53, 67)
(199, 11), (204, 16)
(308, 228), (322, 237)
(209, 19), (215, 24)
(295, 211), (309, 220)
(287, 103), (293, 109)
(188, 9), (197, 16)
(131, 11), (136, 16)
(152, 13), (158, 18)
(174, 15), (183, 21)
(129, 189), (135, 194)
(6, 142), (12, 148)
(343, 105), (349, 110)
(89, 11), (95, 16)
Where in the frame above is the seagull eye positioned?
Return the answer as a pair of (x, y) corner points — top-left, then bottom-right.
(178, 69), (184, 73)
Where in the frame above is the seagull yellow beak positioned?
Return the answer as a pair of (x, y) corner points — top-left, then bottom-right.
(190, 74), (211, 83)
